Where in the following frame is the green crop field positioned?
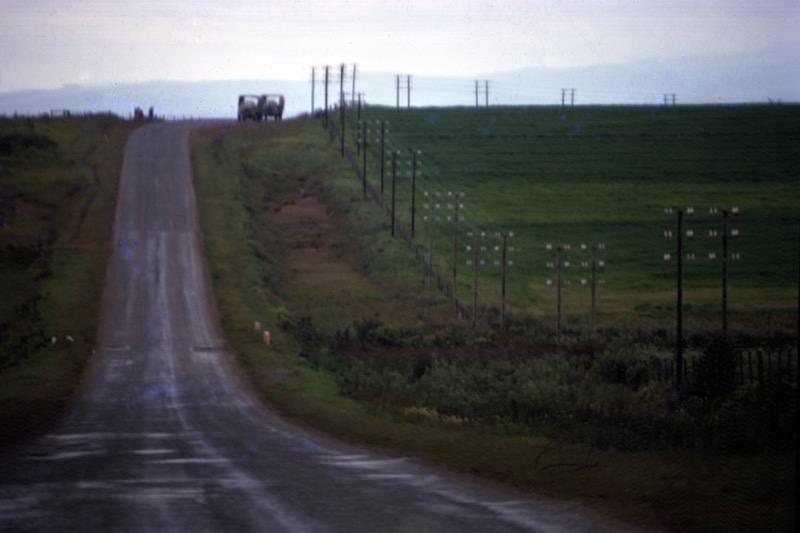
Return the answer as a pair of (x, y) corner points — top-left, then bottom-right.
(339, 104), (799, 328)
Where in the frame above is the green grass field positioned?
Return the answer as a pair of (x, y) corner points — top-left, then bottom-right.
(0, 114), (133, 445)
(345, 105), (799, 328)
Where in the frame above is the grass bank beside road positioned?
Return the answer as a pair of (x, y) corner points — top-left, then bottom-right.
(0, 115), (136, 446)
(191, 115), (795, 533)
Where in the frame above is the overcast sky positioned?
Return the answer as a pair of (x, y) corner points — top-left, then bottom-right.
(2, 0), (798, 102)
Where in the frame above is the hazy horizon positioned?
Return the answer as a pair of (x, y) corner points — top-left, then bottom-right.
(2, 49), (798, 121)
(2, 0), (798, 116)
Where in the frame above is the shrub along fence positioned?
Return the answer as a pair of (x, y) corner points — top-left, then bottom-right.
(279, 310), (796, 453)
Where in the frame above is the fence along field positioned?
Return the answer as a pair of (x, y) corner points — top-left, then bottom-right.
(335, 104), (799, 336)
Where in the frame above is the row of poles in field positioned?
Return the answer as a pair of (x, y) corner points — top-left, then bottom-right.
(322, 99), (608, 347)
(330, 112), (786, 390)
(305, 64), (610, 346)
(309, 64), (598, 114)
(347, 114), (788, 390)
(310, 66), (796, 389)
(664, 206), (740, 386)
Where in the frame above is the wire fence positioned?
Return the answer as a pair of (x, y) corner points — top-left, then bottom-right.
(648, 349), (797, 388)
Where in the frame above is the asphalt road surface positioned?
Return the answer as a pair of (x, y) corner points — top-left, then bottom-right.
(0, 121), (645, 532)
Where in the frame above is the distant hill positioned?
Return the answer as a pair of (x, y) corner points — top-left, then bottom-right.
(1, 46), (796, 119)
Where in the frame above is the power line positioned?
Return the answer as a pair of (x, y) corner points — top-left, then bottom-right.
(352, 64), (358, 106)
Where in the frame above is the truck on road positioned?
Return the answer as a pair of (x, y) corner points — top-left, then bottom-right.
(237, 94), (285, 122)
(261, 94), (285, 121)
(237, 94), (263, 121)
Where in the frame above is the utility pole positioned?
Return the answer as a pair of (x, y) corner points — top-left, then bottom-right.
(570, 88), (576, 107)
(380, 121), (386, 196)
(324, 65), (329, 127)
(410, 149), (418, 238)
(311, 67), (315, 116)
(339, 63), (345, 107)
(475, 81), (489, 107)
(561, 88), (566, 109)
(452, 196), (460, 306)
(501, 233), (507, 329)
(351, 63), (357, 106)
(557, 246), (562, 350)
(396, 75), (411, 108)
(427, 195), (435, 288)
(340, 63), (345, 157)
(472, 233), (479, 330)
(591, 246), (597, 342)
(672, 93), (677, 106)
(676, 210), (684, 388)
(722, 209), (730, 333)
(361, 120), (367, 198)
(665, 206), (737, 385)
(391, 151), (397, 236)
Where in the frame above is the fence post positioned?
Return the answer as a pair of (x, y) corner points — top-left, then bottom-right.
(340, 64), (346, 157)
(767, 351), (773, 384)
(410, 150), (417, 238)
(757, 350), (764, 386)
(380, 121), (386, 197)
(740, 351), (745, 384)
(452, 199), (459, 306)
(427, 198), (434, 288)
(676, 209), (684, 389)
(501, 233), (507, 330)
(391, 151), (397, 237)
(722, 209), (729, 332)
(362, 120), (367, 198)
(591, 246), (597, 342)
(324, 65), (329, 128)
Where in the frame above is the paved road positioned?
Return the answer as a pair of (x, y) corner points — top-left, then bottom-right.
(0, 121), (643, 532)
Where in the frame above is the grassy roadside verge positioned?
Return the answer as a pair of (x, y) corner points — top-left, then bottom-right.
(0, 115), (136, 446)
(191, 118), (794, 533)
